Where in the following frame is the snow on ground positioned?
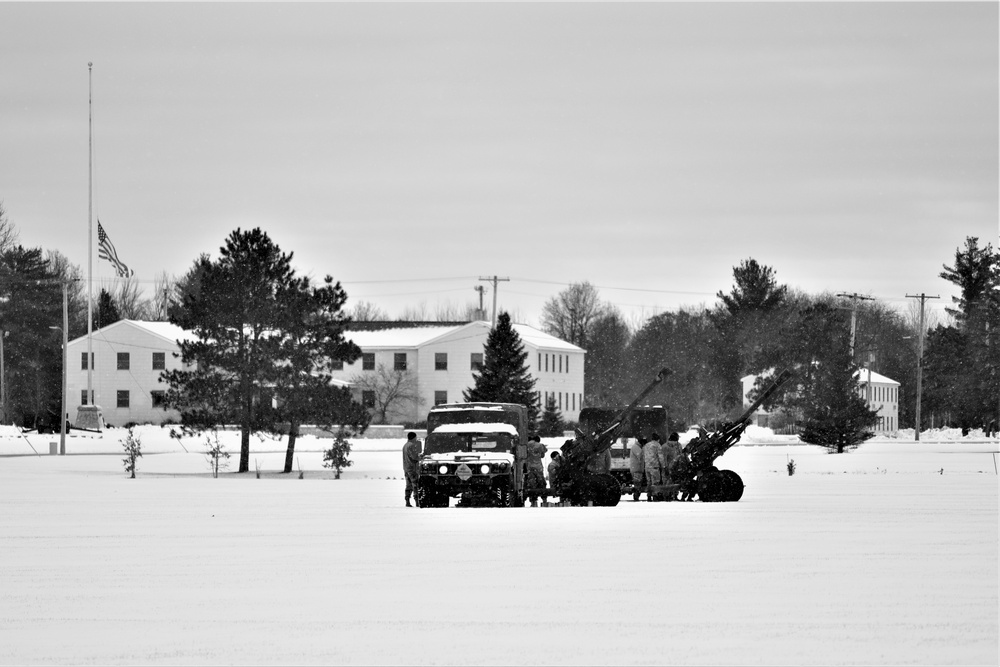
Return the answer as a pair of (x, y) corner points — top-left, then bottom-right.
(1, 426), (997, 666)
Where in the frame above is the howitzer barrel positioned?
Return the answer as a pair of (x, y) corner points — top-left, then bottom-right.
(735, 369), (793, 428)
(591, 367), (672, 452)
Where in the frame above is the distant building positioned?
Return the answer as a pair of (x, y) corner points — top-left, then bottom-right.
(332, 321), (586, 424)
(741, 369), (900, 434)
(856, 368), (900, 434)
(66, 319), (585, 428)
(67, 320), (195, 426)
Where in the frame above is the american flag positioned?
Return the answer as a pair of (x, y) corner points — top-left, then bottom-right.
(97, 221), (134, 278)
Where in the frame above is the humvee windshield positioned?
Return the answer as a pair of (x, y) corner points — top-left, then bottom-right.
(425, 407), (522, 455)
(424, 430), (515, 455)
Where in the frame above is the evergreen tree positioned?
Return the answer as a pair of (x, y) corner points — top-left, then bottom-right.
(464, 312), (539, 429)
(799, 331), (879, 453)
(272, 274), (367, 473)
(924, 237), (1000, 433)
(538, 394), (565, 437)
(94, 288), (120, 329)
(0, 245), (64, 429)
(164, 228), (294, 473)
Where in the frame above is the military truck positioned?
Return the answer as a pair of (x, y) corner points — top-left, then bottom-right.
(578, 405), (668, 493)
(416, 402), (529, 508)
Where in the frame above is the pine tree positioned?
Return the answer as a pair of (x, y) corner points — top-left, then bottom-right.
(538, 394), (565, 437)
(164, 228), (294, 473)
(464, 312), (539, 428)
(94, 288), (120, 329)
(799, 329), (879, 453)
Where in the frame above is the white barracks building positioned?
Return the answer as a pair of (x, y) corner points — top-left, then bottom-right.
(331, 321), (585, 424)
(66, 319), (585, 427)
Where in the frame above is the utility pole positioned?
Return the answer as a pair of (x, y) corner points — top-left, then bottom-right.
(906, 293), (939, 442)
(478, 276), (509, 328)
(837, 292), (875, 358)
(473, 285), (486, 321)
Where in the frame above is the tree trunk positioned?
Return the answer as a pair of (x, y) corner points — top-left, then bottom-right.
(283, 421), (299, 474)
(239, 388), (252, 473)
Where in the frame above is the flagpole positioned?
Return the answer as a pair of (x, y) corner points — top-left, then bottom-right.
(87, 61), (93, 407)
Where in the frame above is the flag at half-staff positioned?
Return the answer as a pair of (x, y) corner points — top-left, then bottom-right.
(97, 220), (134, 277)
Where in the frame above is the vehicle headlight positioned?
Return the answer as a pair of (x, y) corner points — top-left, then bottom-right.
(480, 464), (491, 475)
(438, 464), (449, 475)
(499, 462), (509, 471)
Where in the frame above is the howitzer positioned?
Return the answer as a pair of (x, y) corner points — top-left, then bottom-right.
(675, 369), (793, 502)
(551, 367), (672, 506)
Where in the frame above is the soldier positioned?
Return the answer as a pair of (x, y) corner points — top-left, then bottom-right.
(629, 436), (646, 502)
(525, 435), (547, 507)
(402, 431), (421, 507)
(585, 445), (612, 475)
(643, 432), (664, 501)
(660, 432), (683, 501)
(547, 451), (562, 495)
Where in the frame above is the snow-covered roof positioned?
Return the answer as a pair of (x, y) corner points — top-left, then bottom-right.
(855, 369), (899, 386)
(432, 423), (519, 435)
(344, 321), (584, 352)
(345, 325), (462, 348)
(69, 319), (198, 346)
(512, 323), (584, 352)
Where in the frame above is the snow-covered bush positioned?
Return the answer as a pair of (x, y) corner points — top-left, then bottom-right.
(204, 431), (230, 479)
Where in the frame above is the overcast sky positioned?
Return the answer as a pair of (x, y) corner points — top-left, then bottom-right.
(2, 2), (996, 327)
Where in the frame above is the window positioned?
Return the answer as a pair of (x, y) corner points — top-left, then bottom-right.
(538, 353), (541, 369)
(152, 352), (165, 370)
(331, 359), (344, 371)
(151, 390), (166, 408)
(117, 353), (130, 370)
(362, 353), (375, 370)
(545, 354), (548, 372)
(394, 353), (407, 371)
(362, 390), (375, 408)
(434, 390), (448, 405)
(435, 353), (448, 371)
(117, 390), (130, 408)
(566, 356), (569, 373)
(471, 353), (484, 371)
(81, 352), (94, 370)
(559, 392), (562, 410)
(80, 390), (88, 406)
(558, 355), (562, 373)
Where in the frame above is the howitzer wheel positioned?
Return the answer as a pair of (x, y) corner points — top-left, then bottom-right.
(696, 469), (724, 502)
(719, 470), (744, 502)
(593, 473), (622, 507)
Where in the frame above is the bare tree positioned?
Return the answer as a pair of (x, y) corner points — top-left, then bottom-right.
(433, 300), (479, 321)
(0, 201), (20, 255)
(147, 271), (174, 321)
(110, 276), (147, 319)
(350, 363), (422, 424)
(399, 301), (429, 322)
(350, 300), (389, 322)
(540, 281), (608, 348)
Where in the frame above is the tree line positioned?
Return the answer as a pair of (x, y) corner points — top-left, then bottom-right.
(541, 237), (999, 438)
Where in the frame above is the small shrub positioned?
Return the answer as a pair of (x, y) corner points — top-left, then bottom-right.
(204, 431), (230, 479)
(122, 427), (142, 479)
(786, 457), (796, 476)
(322, 427), (354, 479)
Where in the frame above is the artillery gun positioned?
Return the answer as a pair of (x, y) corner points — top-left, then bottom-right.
(547, 368), (672, 507)
(673, 369), (793, 502)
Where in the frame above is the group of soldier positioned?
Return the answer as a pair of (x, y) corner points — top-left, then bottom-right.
(628, 431), (687, 501)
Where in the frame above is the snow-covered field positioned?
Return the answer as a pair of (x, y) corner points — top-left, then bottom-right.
(1, 426), (997, 665)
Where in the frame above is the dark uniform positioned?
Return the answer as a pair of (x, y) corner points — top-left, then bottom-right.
(402, 433), (421, 507)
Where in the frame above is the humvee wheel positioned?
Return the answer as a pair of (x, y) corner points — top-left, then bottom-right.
(718, 470), (744, 502)
(417, 486), (449, 508)
(594, 473), (622, 507)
